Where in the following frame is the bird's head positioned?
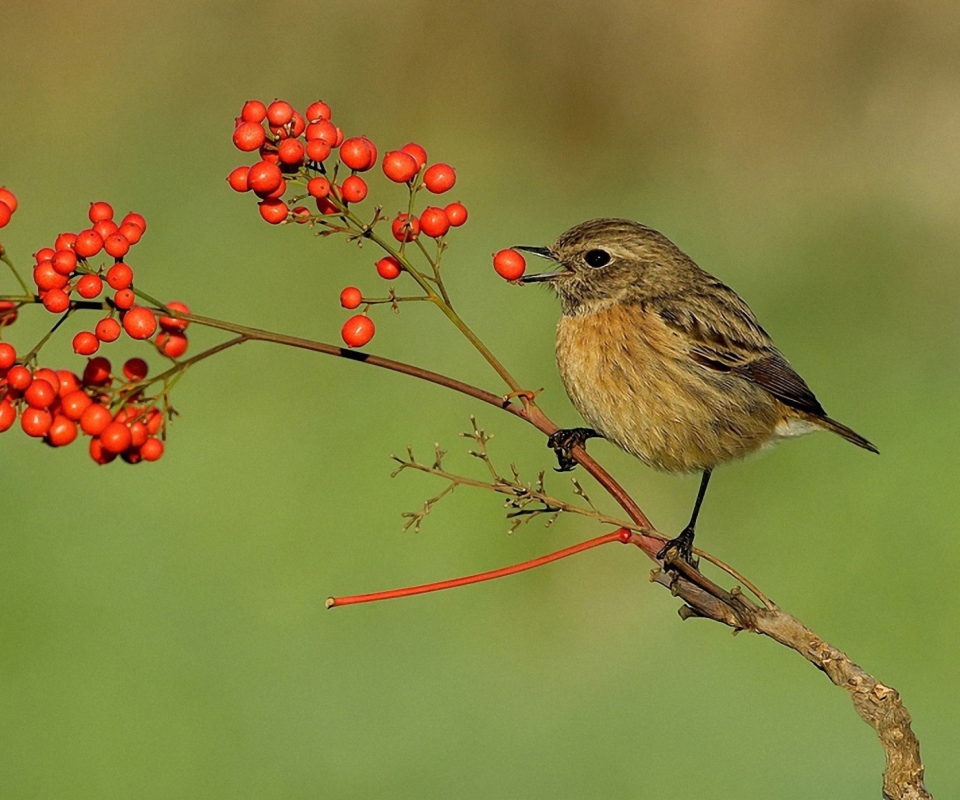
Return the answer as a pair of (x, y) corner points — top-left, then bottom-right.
(518, 218), (685, 314)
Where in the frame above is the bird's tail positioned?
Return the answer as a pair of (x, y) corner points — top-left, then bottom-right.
(818, 416), (879, 454)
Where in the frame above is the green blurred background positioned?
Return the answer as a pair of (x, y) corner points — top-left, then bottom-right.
(1, 2), (958, 797)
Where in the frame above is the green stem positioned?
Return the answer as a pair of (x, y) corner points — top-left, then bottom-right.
(1, 253), (31, 296)
(23, 309), (73, 362)
(340, 208), (523, 393)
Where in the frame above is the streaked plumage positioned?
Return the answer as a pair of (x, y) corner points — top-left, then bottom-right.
(519, 218), (876, 556)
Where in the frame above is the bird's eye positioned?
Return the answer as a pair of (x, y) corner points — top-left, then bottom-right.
(584, 249), (611, 268)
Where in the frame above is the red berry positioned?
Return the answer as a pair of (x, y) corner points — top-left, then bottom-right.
(233, 120), (266, 152)
(0, 400), (15, 432)
(7, 365), (32, 391)
(247, 161), (283, 196)
(391, 213), (420, 242)
(80, 403), (112, 435)
(46, 415), (78, 447)
(128, 420), (148, 448)
(114, 289), (135, 310)
(157, 332), (188, 358)
(57, 370), (81, 396)
(258, 199), (289, 224)
(382, 151), (419, 183)
(306, 101), (332, 122)
(339, 286), (362, 309)
(25, 378), (56, 409)
(291, 206), (311, 223)
(89, 437), (116, 464)
(95, 317), (122, 342)
(33, 368), (59, 392)
(61, 390), (93, 421)
(121, 212), (146, 232)
(0, 300), (17, 327)
(94, 219), (119, 240)
(423, 163), (456, 193)
(82, 357), (112, 386)
(106, 262), (134, 290)
(74, 229), (104, 258)
(266, 100), (294, 127)
(263, 179), (286, 200)
(305, 140), (333, 162)
(289, 110), (304, 139)
(73, 331), (100, 355)
(341, 175), (368, 203)
(361, 137), (378, 165)
(89, 201), (114, 223)
(34, 248), (55, 263)
(122, 307), (157, 340)
(52, 249), (78, 275)
(0, 202), (11, 228)
(307, 177), (331, 199)
(227, 166), (250, 192)
(419, 207), (450, 238)
(259, 144), (280, 165)
(241, 100), (267, 123)
(140, 437), (164, 461)
(100, 421), (132, 454)
(444, 202), (468, 227)
(278, 138), (305, 166)
(122, 357), (148, 381)
(0, 187), (18, 214)
(55, 232), (77, 251)
(341, 314), (375, 348)
(33, 262), (68, 291)
(159, 301), (190, 333)
(118, 222), (143, 244)
(376, 256), (402, 280)
(21, 407), (52, 437)
(104, 233), (131, 259)
(316, 196), (339, 215)
(340, 137), (376, 171)
(145, 407), (163, 434)
(42, 289), (71, 313)
(0, 342), (15, 369)
(400, 142), (428, 169)
(306, 119), (338, 144)
(493, 249), (526, 281)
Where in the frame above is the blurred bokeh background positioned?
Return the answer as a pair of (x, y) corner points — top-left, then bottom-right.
(1, 2), (958, 797)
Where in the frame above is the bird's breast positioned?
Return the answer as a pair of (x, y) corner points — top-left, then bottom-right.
(555, 303), (782, 472)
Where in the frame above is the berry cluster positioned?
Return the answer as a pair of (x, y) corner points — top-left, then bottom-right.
(26, 201), (190, 359)
(0, 344), (166, 464)
(0, 194), (193, 464)
(227, 98), (471, 350)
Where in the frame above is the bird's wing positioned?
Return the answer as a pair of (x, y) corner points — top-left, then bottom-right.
(649, 287), (826, 417)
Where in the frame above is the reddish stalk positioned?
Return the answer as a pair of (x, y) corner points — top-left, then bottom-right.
(326, 528), (632, 608)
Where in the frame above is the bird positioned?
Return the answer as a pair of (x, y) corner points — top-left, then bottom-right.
(517, 218), (877, 562)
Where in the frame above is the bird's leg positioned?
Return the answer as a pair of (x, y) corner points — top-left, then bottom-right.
(658, 469), (712, 566)
(547, 427), (600, 472)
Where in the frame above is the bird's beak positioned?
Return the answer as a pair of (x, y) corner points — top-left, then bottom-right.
(514, 246), (572, 283)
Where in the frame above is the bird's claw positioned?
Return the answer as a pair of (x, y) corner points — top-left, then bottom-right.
(547, 427), (599, 472)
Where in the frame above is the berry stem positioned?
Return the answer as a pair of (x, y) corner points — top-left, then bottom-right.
(326, 529), (631, 608)
(23, 309), (73, 363)
(0, 252), (30, 296)
(353, 217), (525, 393)
(121, 335), (247, 403)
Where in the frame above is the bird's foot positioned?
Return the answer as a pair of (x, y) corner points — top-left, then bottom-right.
(547, 427), (599, 472)
(657, 527), (698, 567)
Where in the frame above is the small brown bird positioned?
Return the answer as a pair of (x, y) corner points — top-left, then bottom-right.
(518, 218), (877, 561)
